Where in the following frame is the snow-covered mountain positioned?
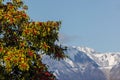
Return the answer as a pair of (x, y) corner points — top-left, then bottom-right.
(42, 46), (120, 80)
(75, 46), (120, 68)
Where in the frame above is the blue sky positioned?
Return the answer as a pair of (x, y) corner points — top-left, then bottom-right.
(26, 0), (120, 52)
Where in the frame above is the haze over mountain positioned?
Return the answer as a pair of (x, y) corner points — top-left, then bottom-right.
(42, 46), (120, 80)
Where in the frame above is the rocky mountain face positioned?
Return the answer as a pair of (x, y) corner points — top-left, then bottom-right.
(110, 63), (120, 80)
(42, 46), (120, 80)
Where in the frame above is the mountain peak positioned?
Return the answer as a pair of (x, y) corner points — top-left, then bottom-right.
(69, 46), (120, 69)
(72, 46), (96, 54)
(42, 46), (120, 80)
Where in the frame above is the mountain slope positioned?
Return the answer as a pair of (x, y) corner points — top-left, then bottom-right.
(110, 63), (120, 80)
(42, 46), (107, 80)
(75, 46), (120, 68)
(42, 46), (120, 80)
(76, 47), (120, 80)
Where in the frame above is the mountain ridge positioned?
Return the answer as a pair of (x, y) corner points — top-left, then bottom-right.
(42, 46), (120, 80)
(74, 46), (120, 68)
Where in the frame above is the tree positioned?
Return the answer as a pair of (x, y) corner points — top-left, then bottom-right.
(0, 0), (66, 80)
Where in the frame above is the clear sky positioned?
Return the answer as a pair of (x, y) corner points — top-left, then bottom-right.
(26, 0), (120, 52)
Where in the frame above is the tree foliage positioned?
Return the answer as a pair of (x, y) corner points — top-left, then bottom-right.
(0, 0), (66, 80)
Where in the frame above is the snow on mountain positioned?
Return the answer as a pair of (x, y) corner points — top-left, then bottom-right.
(42, 46), (107, 80)
(73, 47), (120, 80)
(75, 46), (120, 69)
(75, 46), (96, 54)
(94, 53), (120, 69)
(42, 46), (120, 80)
